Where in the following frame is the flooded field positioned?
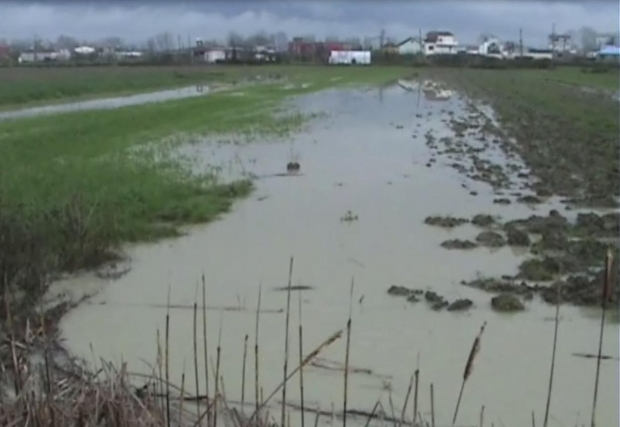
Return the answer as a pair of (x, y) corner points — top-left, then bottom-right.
(0, 85), (213, 121)
(55, 82), (619, 426)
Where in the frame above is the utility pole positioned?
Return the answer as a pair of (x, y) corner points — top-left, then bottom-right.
(379, 29), (385, 48)
(188, 34), (193, 65)
(519, 28), (523, 58)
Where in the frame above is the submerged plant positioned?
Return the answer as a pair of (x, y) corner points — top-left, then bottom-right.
(340, 210), (359, 223)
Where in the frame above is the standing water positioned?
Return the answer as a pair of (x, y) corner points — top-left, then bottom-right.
(55, 82), (619, 427)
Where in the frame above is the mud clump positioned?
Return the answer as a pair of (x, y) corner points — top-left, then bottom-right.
(472, 214), (495, 227)
(476, 231), (506, 248)
(491, 293), (525, 312)
(387, 285), (423, 298)
(493, 198), (511, 205)
(574, 212), (619, 237)
(424, 216), (469, 228)
(462, 277), (537, 296)
(506, 227), (531, 246)
(447, 299), (473, 311)
(518, 195), (542, 204)
(441, 239), (478, 250)
(541, 271), (619, 306)
(424, 291), (449, 310)
(518, 257), (561, 281)
(505, 210), (568, 235)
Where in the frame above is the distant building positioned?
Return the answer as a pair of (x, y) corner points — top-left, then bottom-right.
(396, 37), (423, 55)
(204, 49), (226, 63)
(548, 33), (574, 54)
(328, 50), (371, 65)
(598, 45), (620, 59)
(381, 42), (398, 54)
(478, 38), (504, 58)
(18, 49), (70, 63)
(424, 31), (458, 55)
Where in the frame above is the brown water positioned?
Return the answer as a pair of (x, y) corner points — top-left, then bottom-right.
(55, 83), (619, 427)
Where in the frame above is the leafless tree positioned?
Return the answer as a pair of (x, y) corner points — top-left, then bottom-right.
(227, 31), (245, 48)
(155, 32), (175, 52)
(274, 31), (288, 52)
(56, 35), (78, 49)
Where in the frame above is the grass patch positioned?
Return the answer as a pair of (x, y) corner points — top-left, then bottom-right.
(0, 64), (412, 109)
(0, 65), (410, 304)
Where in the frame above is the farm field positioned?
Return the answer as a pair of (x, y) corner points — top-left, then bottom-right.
(1, 64), (618, 427)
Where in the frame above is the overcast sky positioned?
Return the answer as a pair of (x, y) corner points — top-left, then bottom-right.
(1, 1), (618, 46)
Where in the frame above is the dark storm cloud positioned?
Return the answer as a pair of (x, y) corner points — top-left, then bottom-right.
(1, 1), (618, 44)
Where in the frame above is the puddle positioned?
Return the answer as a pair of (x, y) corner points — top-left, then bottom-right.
(55, 83), (618, 427)
(0, 85), (213, 121)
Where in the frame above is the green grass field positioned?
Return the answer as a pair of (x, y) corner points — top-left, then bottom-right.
(0, 64), (412, 109)
(0, 65), (411, 300)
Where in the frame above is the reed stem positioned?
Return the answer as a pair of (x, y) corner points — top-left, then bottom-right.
(282, 257), (294, 427)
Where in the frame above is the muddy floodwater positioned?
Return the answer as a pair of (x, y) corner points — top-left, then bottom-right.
(56, 82), (619, 427)
(0, 85), (211, 121)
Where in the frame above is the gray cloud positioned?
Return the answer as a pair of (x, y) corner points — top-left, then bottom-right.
(0, 1), (618, 45)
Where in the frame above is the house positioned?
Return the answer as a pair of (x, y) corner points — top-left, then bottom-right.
(204, 49), (226, 63)
(521, 48), (553, 60)
(478, 38), (504, 58)
(381, 42), (398, 54)
(328, 50), (371, 65)
(424, 31), (458, 55)
(548, 33), (571, 52)
(397, 37), (423, 55)
(598, 45), (620, 59)
(18, 49), (68, 63)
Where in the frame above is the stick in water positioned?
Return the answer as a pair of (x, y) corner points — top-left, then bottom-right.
(343, 279), (354, 427)
(543, 283), (562, 427)
(282, 257), (294, 427)
(430, 383), (435, 427)
(242, 334), (248, 409)
(299, 290), (306, 427)
(202, 275), (211, 427)
(193, 300), (201, 422)
(255, 283), (262, 427)
(591, 250), (614, 427)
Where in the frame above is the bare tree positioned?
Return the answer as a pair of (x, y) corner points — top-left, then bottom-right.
(56, 35), (78, 49)
(274, 31), (288, 52)
(101, 36), (124, 49)
(227, 31), (245, 48)
(146, 38), (156, 53)
(155, 32), (174, 52)
(478, 33), (496, 44)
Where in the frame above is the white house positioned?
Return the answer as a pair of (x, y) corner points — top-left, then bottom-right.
(205, 49), (226, 63)
(18, 49), (70, 63)
(478, 38), (505, 58)
(397, 37), (423, 55)
(328, 51), (371, 65)
(424, 31), (458, 55)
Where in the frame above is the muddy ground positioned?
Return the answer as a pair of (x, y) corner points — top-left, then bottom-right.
(415, 75), (619, 309)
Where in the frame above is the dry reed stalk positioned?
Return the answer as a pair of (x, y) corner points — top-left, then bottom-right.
(166, 287), (171, 427)
(282, 257), (294, 427)
(298, 291), (306, 427)
(194, 301), (201, 423)
(388, 388), (398, 427)
(314, 409), (321, 427)
(214, 321), (222, 427)
(430, 383), (435, 427)
(364, 399), (382, 427)
(453, 321), (487, 426)
(480, 405), (484, 427)
(157, 329), (165, 415)
(180, 370), (186, 427)
(413, 354), (420, 427)
(343, 279), (354, 427)
(4, 287), (21, 396)
(202, 275), (211, 427)
(531, 411), (536, 427)
(543, 282), (561, 427)
(254, 284), (262, 427)
(242, 334), (249, 409)
(249, 329), (343, 423)
(401, 374), (414, 426)
(590, 249), (613, 427)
